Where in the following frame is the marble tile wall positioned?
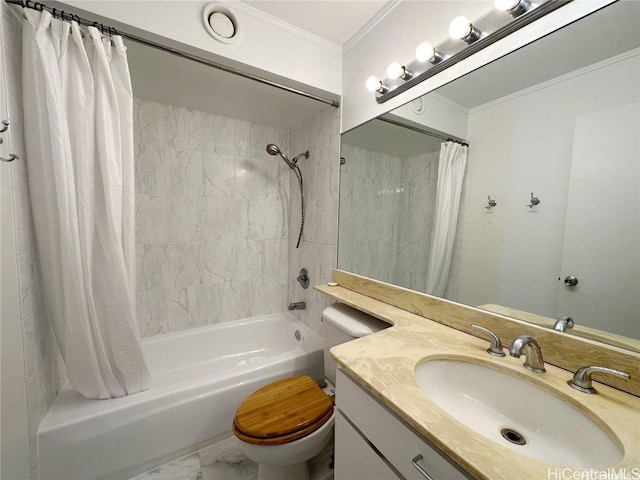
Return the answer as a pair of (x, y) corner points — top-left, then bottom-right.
(338, 144), (402, 285)
(395, 151), (439, 292)
(134, 99), (292, 336)
(3, 4), (64, 477)
(288, 107), (341, 335)
(337, 144), (464, 298)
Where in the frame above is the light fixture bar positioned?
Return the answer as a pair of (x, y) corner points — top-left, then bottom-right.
(375, 0), (570, 104)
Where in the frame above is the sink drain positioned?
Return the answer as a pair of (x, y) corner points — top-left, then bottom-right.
(500, 427), (527, 445)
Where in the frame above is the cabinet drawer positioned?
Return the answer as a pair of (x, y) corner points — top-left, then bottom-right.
(336, 369), (471, 480)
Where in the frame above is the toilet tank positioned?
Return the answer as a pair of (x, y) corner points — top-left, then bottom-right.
(322, 303), (389, 384)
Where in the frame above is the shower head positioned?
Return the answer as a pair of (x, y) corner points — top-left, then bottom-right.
(265, 143), (294, 168)
(266, 144), (281, 156)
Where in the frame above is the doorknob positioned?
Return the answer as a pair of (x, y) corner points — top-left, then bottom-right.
(564, 276), (579, 287)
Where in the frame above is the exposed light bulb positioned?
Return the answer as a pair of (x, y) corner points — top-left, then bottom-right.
(415, 42), (435, 62)
(386, 62), (404, 79)
(449, 16), (472, 39)
(448, 16), (481, 44)
(365, 75), (385, 93)
(386, 62), (413, 80)
(494, 0), (531, 16)
(415, 42), (443, 64)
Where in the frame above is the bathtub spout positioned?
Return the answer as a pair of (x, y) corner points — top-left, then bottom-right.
(288, 301), (306, 311)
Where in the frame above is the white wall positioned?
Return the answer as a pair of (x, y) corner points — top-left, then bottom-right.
(386, 93), (468, 141)
(0, 3), (30, 474)
(342, 0), (616, 132)
(457, 52), (640, 316)
(60, 0), (342, 98)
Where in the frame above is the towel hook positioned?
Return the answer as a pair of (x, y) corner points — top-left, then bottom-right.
(1, 153), (19, 163)
(0, 120), (9, 133)
(485, 195), (497, 210)
(527, 192), (540, 208)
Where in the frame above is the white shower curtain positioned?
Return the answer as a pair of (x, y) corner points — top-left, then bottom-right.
(21, 9), (149, 399)
(425, 142), (468, 297)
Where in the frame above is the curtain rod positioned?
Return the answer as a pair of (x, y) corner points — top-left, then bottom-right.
(377, 116), (469, 147)
(5, 0), (340, 109)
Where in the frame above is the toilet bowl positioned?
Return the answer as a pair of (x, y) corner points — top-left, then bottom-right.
(232, 304), (388, 480)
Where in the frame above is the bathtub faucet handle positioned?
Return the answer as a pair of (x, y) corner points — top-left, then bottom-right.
(297, 268), (310, 289)
(288, 301), (306, 311)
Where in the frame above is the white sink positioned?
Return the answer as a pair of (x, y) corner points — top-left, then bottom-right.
(414, 359), (623, 468)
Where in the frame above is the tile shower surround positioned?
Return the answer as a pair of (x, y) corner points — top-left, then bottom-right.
(339, 145), (442, 292)
(134, 98), (292, 337)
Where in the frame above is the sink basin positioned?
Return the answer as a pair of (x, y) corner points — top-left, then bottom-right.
(414, 359), (623, 468)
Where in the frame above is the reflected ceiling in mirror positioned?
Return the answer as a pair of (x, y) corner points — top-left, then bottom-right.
(338, 0), (640, 352)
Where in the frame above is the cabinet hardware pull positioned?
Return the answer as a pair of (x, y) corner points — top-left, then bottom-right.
(412, 454), (435, 480)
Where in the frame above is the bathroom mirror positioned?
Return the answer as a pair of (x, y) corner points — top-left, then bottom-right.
(338, 0), (640, 352)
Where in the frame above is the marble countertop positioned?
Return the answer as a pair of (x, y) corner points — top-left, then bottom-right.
(318, 284), (640, 480)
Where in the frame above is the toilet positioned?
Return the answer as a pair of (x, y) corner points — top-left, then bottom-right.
(232, 303), (388, 480)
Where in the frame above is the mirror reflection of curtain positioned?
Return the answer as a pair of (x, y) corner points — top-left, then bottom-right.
(425, 142), (468, 296)
(22, 9), (149, 398)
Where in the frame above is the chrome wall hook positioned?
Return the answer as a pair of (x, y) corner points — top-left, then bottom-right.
(0, 120), (9, 133)
(527, 192), (540, 208)
(485, 195), (497, 210)
(0, 153), (19, 162)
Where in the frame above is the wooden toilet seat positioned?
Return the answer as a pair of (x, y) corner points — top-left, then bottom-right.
(233, 375), (334, 446)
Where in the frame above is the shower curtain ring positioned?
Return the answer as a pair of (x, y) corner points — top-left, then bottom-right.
(51, 8), (56, 18)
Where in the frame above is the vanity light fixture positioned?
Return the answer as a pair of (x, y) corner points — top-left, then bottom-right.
(386, 62), (413, 80)
(365, 75), (388, 93)
(494, 0), (532, 17)
(415, 42), (444, 64)
(449, 16), (482, 44)
(366, 0), (569, 104)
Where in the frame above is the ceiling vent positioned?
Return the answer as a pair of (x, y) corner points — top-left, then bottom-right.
(203, 3), (240, 44)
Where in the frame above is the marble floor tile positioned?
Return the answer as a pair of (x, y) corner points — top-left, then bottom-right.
(129, 436), (334, 480)
(199, 437), (257, 480)
(130, 452), (202, 480)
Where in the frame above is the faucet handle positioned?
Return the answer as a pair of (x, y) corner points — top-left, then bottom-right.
(471, 324), (505, 357)
(568, 366), (631, 394)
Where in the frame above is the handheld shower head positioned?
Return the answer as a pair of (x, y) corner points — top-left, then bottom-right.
(266, 144), (280, 156)
(266, 144), (293, 168)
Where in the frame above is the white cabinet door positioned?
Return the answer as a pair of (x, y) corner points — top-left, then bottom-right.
(556, 102), (639, 339)
(335, 412), (401, 480)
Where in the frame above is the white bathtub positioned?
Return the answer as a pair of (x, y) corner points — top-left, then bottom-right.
(37, 313), (324, 480)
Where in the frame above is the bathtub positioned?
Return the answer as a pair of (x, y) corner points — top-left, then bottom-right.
(37, 312), (324, 480)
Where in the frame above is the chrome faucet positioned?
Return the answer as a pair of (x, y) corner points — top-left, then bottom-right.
(568, 366), (630, 394)
(288, 301), (306, 311)
(553, 316), (574, 332)
(508, 335), (546, 373)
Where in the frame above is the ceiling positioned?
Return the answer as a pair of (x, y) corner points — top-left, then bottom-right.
(128, 0), (394, 130)
(241, 0), (393, 47)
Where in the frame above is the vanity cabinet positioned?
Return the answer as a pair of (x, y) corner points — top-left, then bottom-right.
(335, 369), (471, 480)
